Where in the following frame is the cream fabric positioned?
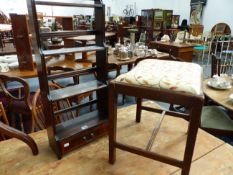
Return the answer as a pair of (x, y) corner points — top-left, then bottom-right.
(116, 59), (202, 95)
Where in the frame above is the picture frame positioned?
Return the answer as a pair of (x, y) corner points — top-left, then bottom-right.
(190, 3), (203, 25)
(171, 15), (180, 28)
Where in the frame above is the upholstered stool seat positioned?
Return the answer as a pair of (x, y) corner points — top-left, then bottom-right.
(109, 59), (204, 175)
(116, 59), (202, 95)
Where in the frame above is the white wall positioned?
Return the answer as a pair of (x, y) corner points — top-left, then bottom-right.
(1, 0), (28, 16)
(202, 0), (233, 32)
(105, 0), (190, 25)
(0, 0), (232, 32)
(106, 0), (233, 32)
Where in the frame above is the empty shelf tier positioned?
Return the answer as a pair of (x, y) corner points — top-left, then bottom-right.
(55, 110), (108, 141)
(48, 80), (107, 102)
(47, 67), (97, 81)
(35, 1), (103, 8)
(42, 46), (105, 56)
(40, 30), (96, 38)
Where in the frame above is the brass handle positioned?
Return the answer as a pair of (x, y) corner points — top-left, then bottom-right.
(82, 136), (87, 141)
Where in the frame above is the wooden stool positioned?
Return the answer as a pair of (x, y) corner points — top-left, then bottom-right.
(109, 59), (204, 175)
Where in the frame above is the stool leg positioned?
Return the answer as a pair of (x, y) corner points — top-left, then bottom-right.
(181, 101), (203, 175)
(109, 84), (117, 164)
(136, 98), (142, 123)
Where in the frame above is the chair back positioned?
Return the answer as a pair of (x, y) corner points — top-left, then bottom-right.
(211, 53), (233, 77)
(0, 102), (9, 140)
(32, 83), (75, 131)
(0, 74), (31, 111)
(211, 54), (221, 77)
(0, 74), (33, 132)
(47, 66), (79, 87)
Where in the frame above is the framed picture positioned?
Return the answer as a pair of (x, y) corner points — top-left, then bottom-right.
(154, 9), (163, 20)
(171, 15), (180, 28)
(154, 21), (163, 30)
(190, 3), (203, 25)
(107, 6), (111, 17)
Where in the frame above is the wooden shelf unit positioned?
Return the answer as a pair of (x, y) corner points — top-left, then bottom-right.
(27, 0), (108, 159)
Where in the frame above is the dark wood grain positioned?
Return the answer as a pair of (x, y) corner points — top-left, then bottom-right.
(10, 14), (34, 70)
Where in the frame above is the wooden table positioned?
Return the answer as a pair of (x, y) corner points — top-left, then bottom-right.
(0, 101), (232, 175)
(0, 55), (91, 78)
(86, 51), (170, 76)
(0, 51), (169, 79)
(0, 24), (12, 50)
(149, 41), (195, 62)
(64, 32), (116, 60)
(203, 78), (233, 111)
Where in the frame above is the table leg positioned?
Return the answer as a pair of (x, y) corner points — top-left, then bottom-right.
(81, 41), (87, 60)
(128, 63), (133, 71)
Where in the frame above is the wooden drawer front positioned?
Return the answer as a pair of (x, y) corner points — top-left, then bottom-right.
(59, 123), (108, 154)
(156, 44), (175, 54)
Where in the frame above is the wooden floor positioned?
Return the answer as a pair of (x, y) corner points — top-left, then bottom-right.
(0, 101), (232, 175)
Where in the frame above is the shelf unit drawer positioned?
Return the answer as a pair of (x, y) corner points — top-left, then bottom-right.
(59, 122), (108, 154)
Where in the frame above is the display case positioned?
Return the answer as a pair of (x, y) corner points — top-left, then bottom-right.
(163, 10), (173, 29)
(153, 9), (164, 37)
(153, 9), (163, 21)
(141, 9), (154, 42)
(141, 9), (154, 28)
(140, 9), (174, 42)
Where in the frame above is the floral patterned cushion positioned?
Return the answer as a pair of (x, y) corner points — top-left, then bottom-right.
(115, 59), (202, 95)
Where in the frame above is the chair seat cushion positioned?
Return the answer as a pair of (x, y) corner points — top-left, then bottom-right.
(194, 45), (208, 51)
(115, 59), (202, 95)
(201, 106), (233, 131)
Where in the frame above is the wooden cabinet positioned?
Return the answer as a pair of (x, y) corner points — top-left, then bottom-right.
(140, 9), (173, 42)
(27, 0), (108, 159)
(10, 14), (34, 70)
(190, 24), (204, 36)
(61, 17), (73, 30)
(141, 9), (154, 41)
